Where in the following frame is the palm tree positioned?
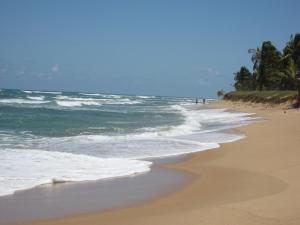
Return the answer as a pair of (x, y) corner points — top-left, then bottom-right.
(248, 47), (262, 90)
(217, 90), (225, 99)
(282, 58), (298, 89)
(282, 34), (300, 62)
(248, 47), (262, 72)
(234, 66), (252, 91)
(250, 41), (282, 90)
(282, 34), (300, 107)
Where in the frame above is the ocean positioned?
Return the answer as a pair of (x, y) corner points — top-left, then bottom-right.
(0, 88), (256, 196)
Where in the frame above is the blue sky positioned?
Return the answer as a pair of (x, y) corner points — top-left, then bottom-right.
(0, 0), (299, 97)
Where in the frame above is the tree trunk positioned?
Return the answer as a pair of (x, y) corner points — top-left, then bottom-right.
(297, 78), (300, 108)
(297, 84), (300, 108)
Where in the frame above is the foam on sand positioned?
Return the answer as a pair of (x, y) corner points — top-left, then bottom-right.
(0, 149), (152, 196)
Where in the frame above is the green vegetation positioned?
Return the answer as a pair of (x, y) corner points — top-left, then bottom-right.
(217, 89), (225, 99)
(234, 67), (253, 91)
(224, 91), (297, 104)
(232, 33), (300, 106)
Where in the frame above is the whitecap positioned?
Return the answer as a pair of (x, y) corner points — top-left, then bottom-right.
(22, 90), (33, 94)
(137, 95), (155, 99)
(56, 100), (101, 107)
(27, 96), (45, 101)
(100, 94), (122, 99)
(55, 96), (99, 101)
(103, 98), (142, 105)
(80, 93), (122, 98)
(79, 93), (102, 96)
(0, 99), (49, 104)
(32, 91), (62, 95)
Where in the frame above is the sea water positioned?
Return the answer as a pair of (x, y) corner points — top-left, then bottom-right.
(0, 89), (256, 196)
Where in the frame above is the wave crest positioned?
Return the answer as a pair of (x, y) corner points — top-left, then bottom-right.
(0, 99), (49, 104)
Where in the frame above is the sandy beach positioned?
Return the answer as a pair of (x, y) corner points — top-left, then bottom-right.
(1, 1), (299, 224)
(7, 101), (297, 225)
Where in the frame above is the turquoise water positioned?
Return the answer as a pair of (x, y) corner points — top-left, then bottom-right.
(0, 88), (255, 196)
(0, 89), (184, 137)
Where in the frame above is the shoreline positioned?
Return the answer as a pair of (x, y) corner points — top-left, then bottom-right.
(0, 155), (192, 225)
(0, 103), (248, 224)
(0, 128), (242, 224)
(4, 100), (300, 225)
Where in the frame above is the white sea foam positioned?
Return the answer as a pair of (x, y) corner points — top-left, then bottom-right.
(137, 95), (155, 99)
(56, 100), (102, 107)
(0, 149), (152, 196)
(0, 97), (258, 197)
(81, 102), (102, 106)
(0, 104), (254, 158)
(56, 101), (83, 107)
(55, 96), (99, 101)
(79, 93), (102, 96)
(27, 96), (45, 101)
(0, 99), (49, 104)
(99, 98), (142, 105)
(22, 90), (33, 94)
(151, 105), (256, 137)
(55, 95), (141, 106)
(80, 93), (121, 97)
(55, 96), (103, 106)
(80, 93), (122, 98)
(56, 131), (244, 160)
(100, 94), (122, 98)
(31, 91), (62, 95)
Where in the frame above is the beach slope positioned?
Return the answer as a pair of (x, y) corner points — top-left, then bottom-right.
(27, 101), (300, 225)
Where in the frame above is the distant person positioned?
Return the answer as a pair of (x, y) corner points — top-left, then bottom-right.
(203, 98), (206, 104)
(196, 98), (198, 104)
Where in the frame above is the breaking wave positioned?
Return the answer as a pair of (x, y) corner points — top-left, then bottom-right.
(0, 89), (258, 197)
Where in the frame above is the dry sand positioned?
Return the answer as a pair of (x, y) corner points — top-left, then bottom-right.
(25, 101), (300, 225)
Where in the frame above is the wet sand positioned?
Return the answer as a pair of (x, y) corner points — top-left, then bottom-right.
(5, 101), (300, 225)
(0, 157), (191, 224)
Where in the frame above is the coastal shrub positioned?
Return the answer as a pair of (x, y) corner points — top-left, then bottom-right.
(224, 91), (297, 104)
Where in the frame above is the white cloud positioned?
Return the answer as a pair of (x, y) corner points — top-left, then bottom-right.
(51, 64), (59, 73)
